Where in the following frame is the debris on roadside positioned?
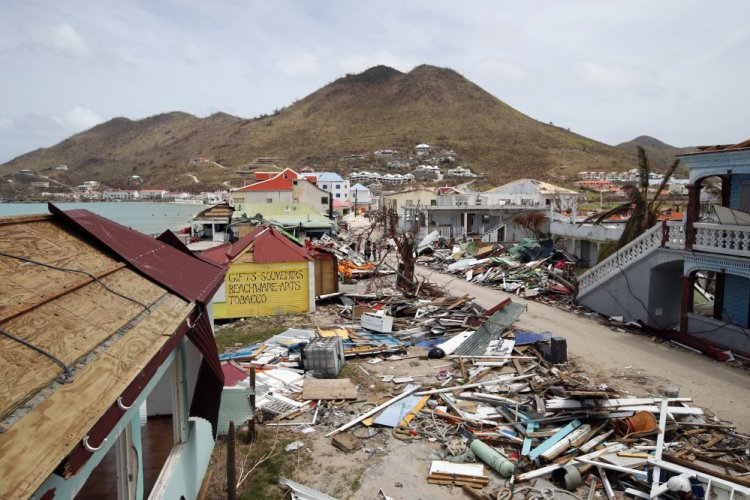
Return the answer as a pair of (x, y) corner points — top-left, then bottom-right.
(218, 286), (750, 499)
(418, 237), (580, 304)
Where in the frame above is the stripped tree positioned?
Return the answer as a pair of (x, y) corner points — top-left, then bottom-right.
(584, 146), (680, 260)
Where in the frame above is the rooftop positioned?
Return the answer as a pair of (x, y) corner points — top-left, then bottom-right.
(0, 205), (225, 498)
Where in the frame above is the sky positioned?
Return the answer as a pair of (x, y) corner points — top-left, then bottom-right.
(1, 0), (748, 163)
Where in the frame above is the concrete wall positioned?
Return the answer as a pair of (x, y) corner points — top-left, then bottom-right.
(647, 261), (684, 328)
(550, 221), (623, 242)
(688, 314), (750, 354)
(577, 248), (685, 326)
(730, 173), (750, 211)
(723, 274), (750, 327)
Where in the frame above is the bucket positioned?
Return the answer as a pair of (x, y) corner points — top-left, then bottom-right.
(613, 411), (658, 437)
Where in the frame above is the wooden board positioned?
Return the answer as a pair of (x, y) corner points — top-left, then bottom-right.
(302, 378), (358, 400)
(0, 268), (168, 419)
(0, 297), (192, 500)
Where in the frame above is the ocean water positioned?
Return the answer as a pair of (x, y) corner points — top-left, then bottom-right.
(0, 202), (205, 235)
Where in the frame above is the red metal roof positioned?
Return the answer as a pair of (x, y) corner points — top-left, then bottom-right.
(49, 203), (226, 304)
(222, 363), (249, 387)
(235, 176), (293, 192)
(254, 168), (300, 180)
(201, 224), (312, 265)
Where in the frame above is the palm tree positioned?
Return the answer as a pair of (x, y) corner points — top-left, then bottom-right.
(584, 146), (680, 260)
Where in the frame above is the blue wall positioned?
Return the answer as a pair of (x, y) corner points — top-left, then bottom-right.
(723, 274), (750, 328)
(730, 173), (750, 209)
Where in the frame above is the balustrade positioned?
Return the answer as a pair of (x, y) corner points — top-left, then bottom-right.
(693, 223), (750, 257)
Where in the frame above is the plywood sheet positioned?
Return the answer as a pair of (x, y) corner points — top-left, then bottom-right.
(0, 269), (168, 418)
(0, 297), (192, 500)
(302, 378), (358, 400)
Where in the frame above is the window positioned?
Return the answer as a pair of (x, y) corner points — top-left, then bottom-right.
(321, 197), (328, 205)
(430, 200), (437, 206)
(322, 184), (328, 190)
(266, 198), (273, 203)
(405, 199), (414, 207)
(336, 193), (341, 198)
(336, 184), (341, 189)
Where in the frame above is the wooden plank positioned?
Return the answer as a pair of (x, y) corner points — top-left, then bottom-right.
(0, 270), (167, 418)
(0, 214), (52, 226)
(528, 419), (582, 460)
(302, 378), (358, 400)
(0, 297), (192, 500)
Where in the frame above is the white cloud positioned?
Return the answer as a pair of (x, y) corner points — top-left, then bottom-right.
(52, 107), (103, 131)
(26, 22), (91, 58)
(0, 117), (14, 132)
(277, 53), (320, 76)
(475, 58), (530, 80)
(183, 41), (209, 63)
(577, 61), (656, 89)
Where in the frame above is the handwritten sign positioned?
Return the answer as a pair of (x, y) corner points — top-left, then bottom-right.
(224, 262), (309, 316)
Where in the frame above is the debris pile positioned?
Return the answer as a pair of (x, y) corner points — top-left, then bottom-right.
(221, 291), (750, 499)
(419, 236), (579, 302)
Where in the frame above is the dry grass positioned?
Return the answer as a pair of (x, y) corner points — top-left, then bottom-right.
(1, 65), (643, 195)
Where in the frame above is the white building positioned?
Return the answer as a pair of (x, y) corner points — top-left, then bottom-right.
(415, 143), (431, 156)
(103, 189), (139, 201)
(350, 183), (372, 206)
(302, 172), (350, 201)
(446, 166), (477, 178)
(139, 189), (167, 200)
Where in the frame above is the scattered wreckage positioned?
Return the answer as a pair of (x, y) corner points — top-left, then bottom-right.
(418, 234), (580, 302)
(219, 288), (750, 499)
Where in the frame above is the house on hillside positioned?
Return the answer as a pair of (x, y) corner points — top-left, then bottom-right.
(415, 143), (431, 156)
(231, 168), (331, 214)
(201, 224), (316, 319)
(577, 138), (750, 355)
(418, 179), (578, 242)
(0, 205), (226, 499)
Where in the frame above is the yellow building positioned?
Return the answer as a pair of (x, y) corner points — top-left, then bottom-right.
(202, 224), (315, 318)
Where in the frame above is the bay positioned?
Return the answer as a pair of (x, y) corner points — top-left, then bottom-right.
(0, 202), (205, 236)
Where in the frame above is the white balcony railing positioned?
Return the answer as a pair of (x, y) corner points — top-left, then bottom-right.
(577, 223), (664, 296)
(693, 223), (750, 257)
(578, 220), (750, 297)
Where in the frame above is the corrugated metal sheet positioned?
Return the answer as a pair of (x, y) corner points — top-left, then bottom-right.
(216, 386), (253, 436)
(251, 226), (312, 263)
(50, 203), (225, 304)
(216, 262), (310, 318)
(453, 302), (527, 356)
(202, 224), (311, 265)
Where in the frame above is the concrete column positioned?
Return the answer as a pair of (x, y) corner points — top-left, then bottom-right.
(713, 272), (725, 321)
(721, 175), (732, 206)
(679, 274), (694, 333)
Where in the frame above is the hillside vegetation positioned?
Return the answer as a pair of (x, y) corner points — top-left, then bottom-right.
(2, 64), (660, 193)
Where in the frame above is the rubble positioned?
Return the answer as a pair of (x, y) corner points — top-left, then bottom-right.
(219, 287), (750, 499)
(419, 237), (581, 304)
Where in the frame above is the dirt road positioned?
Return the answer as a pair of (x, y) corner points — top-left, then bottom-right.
(417, 265), (750, 433)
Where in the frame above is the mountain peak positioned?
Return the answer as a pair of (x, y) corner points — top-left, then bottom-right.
(340, 65), (403, 85)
